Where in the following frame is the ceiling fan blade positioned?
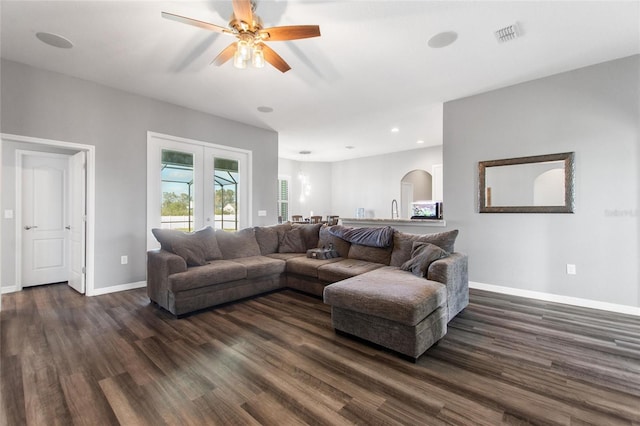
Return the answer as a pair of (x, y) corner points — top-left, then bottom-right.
(261, 44), (291, 73)
(212, 43), (237, 66)
(232, 0), (253, 25)
(259, 25), (321, 41)
(162, 12), (232, 34)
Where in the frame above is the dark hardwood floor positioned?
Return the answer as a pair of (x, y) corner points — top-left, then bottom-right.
(2, 284), (639, 425)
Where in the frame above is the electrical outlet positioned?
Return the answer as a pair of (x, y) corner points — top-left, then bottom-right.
(121, 255), (128, 265)
(566, 264), (576, 275)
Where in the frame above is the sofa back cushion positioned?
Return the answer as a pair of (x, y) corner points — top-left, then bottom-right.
(278, 228), (308, 253)
(292, 223), (323, 249)
(151, 226), (222, 265)
(215, 228), (261, 259)
(348, 244), (393, 265)
(317, 225), (351, 257)
(254, 223), (292, 255)
(390, 229), (459, 267)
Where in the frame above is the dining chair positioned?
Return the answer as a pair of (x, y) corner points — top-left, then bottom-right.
(309, 215), (323, 224)
(327, 215), (339, 225)
(291, 215), (303, 222)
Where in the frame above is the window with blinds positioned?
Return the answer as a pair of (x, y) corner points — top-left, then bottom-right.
(277, 178), (289, 222)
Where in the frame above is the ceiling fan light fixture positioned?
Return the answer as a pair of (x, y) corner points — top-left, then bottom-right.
(237, 39), (251, 61)
(233, 50), (247, 69)
(252, 45), (265, 68)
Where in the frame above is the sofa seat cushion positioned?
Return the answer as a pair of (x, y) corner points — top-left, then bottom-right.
(169, 260), (247, 293)
(323, 266), (446, 326)
(229, 256), (286, 279)
(286, 256), (344, 278)
(265, 253), (306, 261)
(317, 259), (385, 283)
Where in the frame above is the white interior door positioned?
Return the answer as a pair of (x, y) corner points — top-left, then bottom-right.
(22, 153), (68, 287)
(67, 151), (86, 293)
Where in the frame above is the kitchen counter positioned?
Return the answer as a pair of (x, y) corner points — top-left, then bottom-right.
(341, 217), (447, 233)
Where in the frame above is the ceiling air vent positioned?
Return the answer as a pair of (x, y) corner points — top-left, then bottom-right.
(495, 23), (520, 43)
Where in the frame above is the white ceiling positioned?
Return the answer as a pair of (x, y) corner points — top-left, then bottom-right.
(1, 1), (639, 162)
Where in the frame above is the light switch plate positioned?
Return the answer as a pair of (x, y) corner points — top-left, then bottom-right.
(258, 210), (267, 217)
(4, 210), (14, 219)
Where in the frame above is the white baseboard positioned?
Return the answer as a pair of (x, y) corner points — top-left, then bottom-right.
(469, 281), (640, 317)
(1, 285), (19, 294)
(88, 281), (147, 296)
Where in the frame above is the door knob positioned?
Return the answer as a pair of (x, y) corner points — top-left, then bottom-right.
(24, 225), (38, 230)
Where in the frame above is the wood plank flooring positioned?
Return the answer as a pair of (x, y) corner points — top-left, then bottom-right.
(2, 284), (639, 425)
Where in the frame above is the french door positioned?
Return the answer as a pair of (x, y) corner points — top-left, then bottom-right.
(147, 133), (251, 249)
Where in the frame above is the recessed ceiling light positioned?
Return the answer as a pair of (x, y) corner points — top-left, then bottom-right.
(257, 106), (274, 113)
(417, 140), (425, 144)
(345, 146), (355, 149)
(428, 31), (458, 49)
(36, 32), (73, 49)
(391, 127), (399, 133)
(299, 150), (312, 155)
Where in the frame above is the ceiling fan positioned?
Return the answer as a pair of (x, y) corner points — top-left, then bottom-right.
(162, 0), (321, 73)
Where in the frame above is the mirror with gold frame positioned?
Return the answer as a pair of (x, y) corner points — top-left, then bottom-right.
(478, 152), (575, 213)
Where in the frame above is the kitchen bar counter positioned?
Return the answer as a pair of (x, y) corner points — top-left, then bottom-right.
(341, 217), (447, 233)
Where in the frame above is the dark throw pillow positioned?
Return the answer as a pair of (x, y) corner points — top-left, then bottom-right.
(278, 228), (307, 253)
(170, 237), (207, 266)
(151, 226), (222, 265)
(390, 229), (459, 267)
(400, 242), (449, 278)
(215, 228), (261, 259)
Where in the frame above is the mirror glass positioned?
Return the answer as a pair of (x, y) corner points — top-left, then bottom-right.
(479, 152), (574, 213)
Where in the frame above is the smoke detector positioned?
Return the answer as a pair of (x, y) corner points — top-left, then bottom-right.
(495, 23), (520, 43)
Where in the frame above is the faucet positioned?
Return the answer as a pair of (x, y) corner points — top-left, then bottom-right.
(391, 199), (399, 219)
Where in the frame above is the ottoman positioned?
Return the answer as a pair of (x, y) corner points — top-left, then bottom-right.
(323, 266), (448, 361)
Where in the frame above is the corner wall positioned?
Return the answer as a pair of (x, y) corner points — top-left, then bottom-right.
(443, 55), (639, 307)
(1, 59), (279, 292)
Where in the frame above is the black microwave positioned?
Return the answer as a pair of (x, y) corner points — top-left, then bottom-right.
(411, 201), (443, 219)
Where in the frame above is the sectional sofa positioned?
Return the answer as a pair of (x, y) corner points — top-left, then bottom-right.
(147, 223), (468, 359)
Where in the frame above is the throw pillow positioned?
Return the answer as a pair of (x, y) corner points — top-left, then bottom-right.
(170, 237), (207, 266)
(390, 229), (459, 267)
(215, 227), (261, 259)
(151, 226), (222, 264)
(400, 242), (449, 277)
(278, 228), (307, 253)
(292, 223), (323, 249)
(254, 223), (292, 255)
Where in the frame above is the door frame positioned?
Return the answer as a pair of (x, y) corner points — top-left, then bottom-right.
(146, 131), (253, 250)
(2, 133), (95, 295)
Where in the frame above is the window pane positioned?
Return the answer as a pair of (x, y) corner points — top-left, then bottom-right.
(278, 179), (289, 221)
(161, 149), (194, 231)
(214, 158), (239, 231)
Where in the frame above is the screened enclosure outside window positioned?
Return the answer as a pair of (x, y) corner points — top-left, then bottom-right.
(161, 150), (194, 231)
(278, 178), (289, 222)
(214, 157), (239, 231)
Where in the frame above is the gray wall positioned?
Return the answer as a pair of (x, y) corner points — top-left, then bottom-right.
(1, 59), (279, 291)
(444, 55), (639, 308)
